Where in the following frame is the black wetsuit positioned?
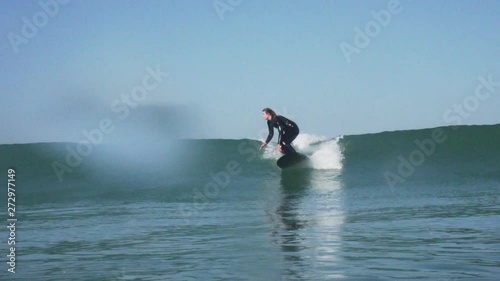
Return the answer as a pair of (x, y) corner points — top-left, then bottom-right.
(265, 115), (299, 154)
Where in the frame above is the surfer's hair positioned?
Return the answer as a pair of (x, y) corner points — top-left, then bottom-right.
(262, 108), (276, 117)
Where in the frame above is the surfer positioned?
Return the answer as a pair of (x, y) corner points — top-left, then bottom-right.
(260, 108), (299, 155)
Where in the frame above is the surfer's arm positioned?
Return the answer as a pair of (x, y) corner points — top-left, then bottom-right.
(264, 121), (274, 144)
(260, 121), (274, 150)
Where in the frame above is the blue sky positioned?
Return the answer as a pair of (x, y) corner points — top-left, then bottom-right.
(1, 0), (499, 144)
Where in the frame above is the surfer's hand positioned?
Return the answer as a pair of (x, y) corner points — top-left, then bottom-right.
(260, 142), (267, 150)
(277, 145), (283, 153)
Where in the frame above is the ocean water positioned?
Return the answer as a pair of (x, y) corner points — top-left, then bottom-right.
(1, 124), (499, 280)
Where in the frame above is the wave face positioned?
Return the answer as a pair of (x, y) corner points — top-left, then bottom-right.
(339, 124), (500, 186)
(1, 124), (499, 205)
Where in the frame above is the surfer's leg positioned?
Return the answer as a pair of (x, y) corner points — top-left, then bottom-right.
(281, 128), (299, 154)
(285, 143), (296, 154)
(279, 141), (295, 154)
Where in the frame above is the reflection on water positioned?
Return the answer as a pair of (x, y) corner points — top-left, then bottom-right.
(277, 169), (312, 279)
(269, 168), (346, 280)
(278, 169), (312, 233)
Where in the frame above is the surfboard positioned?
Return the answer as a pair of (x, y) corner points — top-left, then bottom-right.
(277, 153), (310, 169)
